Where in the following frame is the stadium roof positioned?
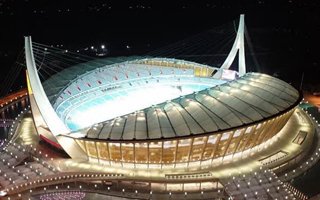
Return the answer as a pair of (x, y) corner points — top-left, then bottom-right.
(83, 72), (300, 141)
(42, 56), (216, 105)
(42, 56), (147, 104)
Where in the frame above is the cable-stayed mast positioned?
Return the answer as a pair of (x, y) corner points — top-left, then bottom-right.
(214, 14), (246, 78)
(25, 36), (70, 136)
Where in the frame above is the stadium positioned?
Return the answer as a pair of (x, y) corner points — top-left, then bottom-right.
(30, 56), (301, 169)
(0, 15), (318, 199)
(26, 15), (301, 169)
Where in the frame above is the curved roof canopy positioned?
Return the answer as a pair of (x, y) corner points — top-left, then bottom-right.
(83, 72), (300, 141)
(42, 56), (216, 105)
(42, 56), (148, 104)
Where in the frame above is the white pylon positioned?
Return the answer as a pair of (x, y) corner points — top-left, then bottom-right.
(214, 14), (246, 78)
(25, 36), (70, 136)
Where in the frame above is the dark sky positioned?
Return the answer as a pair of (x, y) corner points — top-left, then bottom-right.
(0, 0), (320, 92)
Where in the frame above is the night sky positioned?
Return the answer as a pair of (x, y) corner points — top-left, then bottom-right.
(0, 0), (320, 93)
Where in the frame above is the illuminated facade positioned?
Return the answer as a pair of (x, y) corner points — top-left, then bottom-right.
(25, 14), (300, 170)
(74, 109), (296, 168)
(25, 53), (301, 170)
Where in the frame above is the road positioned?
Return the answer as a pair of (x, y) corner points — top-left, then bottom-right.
(0, 89), (28, 106)
(304, 92), (320, 108)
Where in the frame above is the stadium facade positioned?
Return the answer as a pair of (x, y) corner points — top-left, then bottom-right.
(25, 15), (301, 171)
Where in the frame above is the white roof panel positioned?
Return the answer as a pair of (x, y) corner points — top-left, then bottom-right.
(85, 72), (300, 140)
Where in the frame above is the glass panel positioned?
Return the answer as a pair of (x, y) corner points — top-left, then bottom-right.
(214, 134), (228, 157)
(135, 143), (148, 163)
(256, 123), (262, 130)
(193, 137), (205, 145)
(85, 141), (97, 158)
(244, 126), (260, 150)
(176, 139), (191, 162)
(149, 142), (162, 163)
(121, 143), (134, 162)
(245, 126), (252, 134)
(220, 131), (231, 141)
(96, 142), (109, 160)
(109, 143), (121, 161)
(190, 137), (206, 161)
(225, 139), (238, 155)
(203, 136), (215, 159)
(233, 129), (243, 137)
(162, 141), (176, 163)
(236, 132), (250, 152)
(207, 135), (217, 144)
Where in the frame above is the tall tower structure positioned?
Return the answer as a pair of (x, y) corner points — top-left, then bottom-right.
(214, 14), (246, 78)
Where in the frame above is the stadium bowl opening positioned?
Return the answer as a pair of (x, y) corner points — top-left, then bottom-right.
(51, 60), (226, 131)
